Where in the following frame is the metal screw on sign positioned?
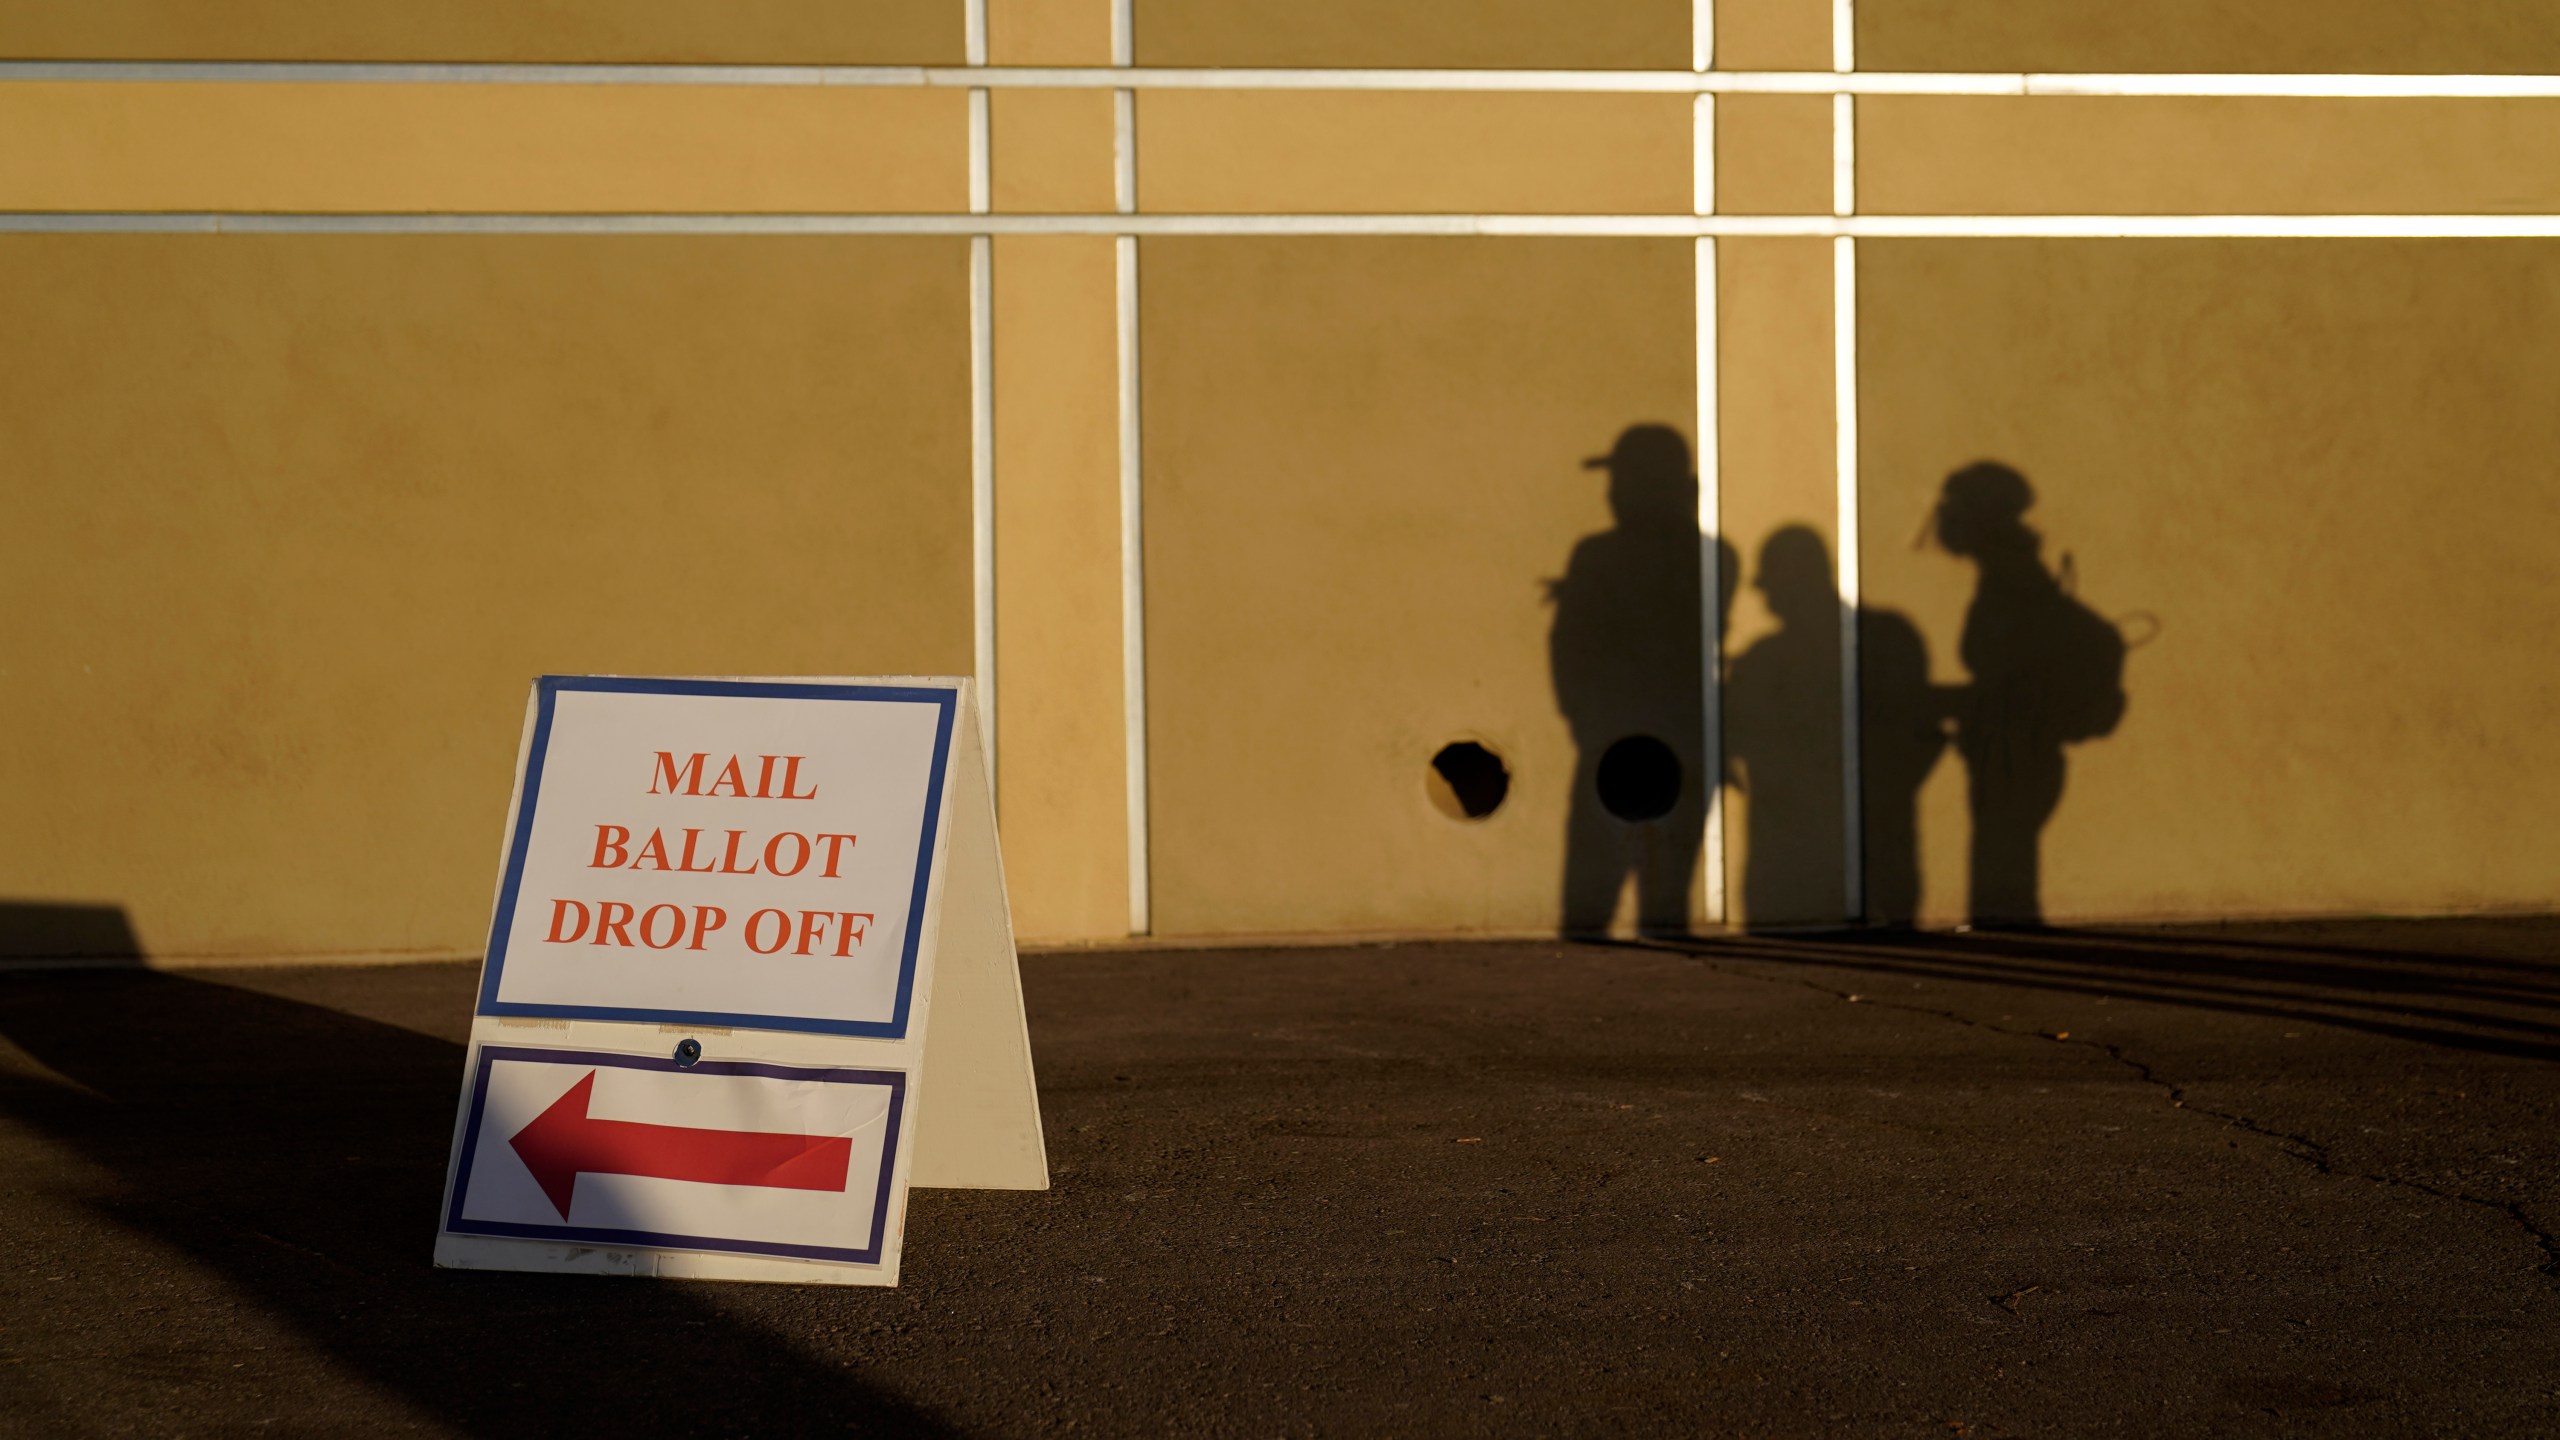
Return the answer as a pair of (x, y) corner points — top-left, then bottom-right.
(673, 1038), (703, 1068)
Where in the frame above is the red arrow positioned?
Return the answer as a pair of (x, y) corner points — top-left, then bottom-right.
(508, 1070), (853, 1220)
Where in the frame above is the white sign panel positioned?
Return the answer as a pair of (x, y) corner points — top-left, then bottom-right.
(478, 679), (954, 1037)
(435, 675), (1046, 1288)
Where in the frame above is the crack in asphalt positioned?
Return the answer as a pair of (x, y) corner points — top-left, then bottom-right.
(1666, 941), (2560, 1283)
(2075, 1033), (2560, 1282)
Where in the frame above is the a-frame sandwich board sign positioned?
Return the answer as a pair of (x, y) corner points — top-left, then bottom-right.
(433, 675), (1046, 1286)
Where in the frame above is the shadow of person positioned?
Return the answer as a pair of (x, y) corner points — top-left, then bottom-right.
(1548, 425), (1731, 937)
(1726, 529), (1943, 928)
(1724, 527), (1844, 927)
(1930, 461), (2130, 927)
(1862, 605), (1947, 927)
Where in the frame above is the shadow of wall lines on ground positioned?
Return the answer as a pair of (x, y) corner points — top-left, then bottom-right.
(1690, 928), (2560, 1065)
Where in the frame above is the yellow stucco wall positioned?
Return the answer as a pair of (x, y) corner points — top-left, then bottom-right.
(1716, 0), (1834, 71)
(1860, 98), (2560, 217)
(0, 236), (971, 958)
(1137, 92), (1691, 216)
(1139, 238), (1699, 938)
(992, 236), (1131, 941)
(992, 90), (1119, 214)
(0, 84), (969, 214)
(1715, 95), (1835, 218)
(1857, 0), (2560, 74)
(2, 0), (2555, 957)
(1716, 238), (1845, 930)
(1858, 239), (2560, 924)
(1135, 0), (1687, 69)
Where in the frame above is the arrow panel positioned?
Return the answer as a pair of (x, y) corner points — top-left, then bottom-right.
(443, 1045), (906, 1266)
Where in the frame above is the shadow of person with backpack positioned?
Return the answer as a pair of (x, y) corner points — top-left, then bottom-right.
(1929, 462), (2133, 927)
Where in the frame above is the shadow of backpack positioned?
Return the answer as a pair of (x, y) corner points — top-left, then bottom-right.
(2042, 552), (2136, 744)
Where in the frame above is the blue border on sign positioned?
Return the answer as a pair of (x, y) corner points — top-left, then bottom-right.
(473, 675), (957, 1039)
(443, 1044), (908, 1266)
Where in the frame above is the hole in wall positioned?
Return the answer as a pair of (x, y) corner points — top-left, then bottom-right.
(1427, 741), (1510, 821)
(1596, 735), (1681, 823)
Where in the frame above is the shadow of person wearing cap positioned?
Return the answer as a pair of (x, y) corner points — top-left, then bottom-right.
(1724, 527), (1945, 928)
(1547, 425), (1734, 937)
(1928, 461), (2135, 927)
(1723, 526), (1846, 927)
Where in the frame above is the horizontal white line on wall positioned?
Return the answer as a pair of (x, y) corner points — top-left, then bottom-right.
(2022, 73), (2560, 98)
(4, 61), (2560, 99)
(7, 212), (2560, 238)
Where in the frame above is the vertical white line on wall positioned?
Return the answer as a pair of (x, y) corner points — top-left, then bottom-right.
(971, 235), (997, 793)
(1111, 0), (1136, 215)
(1112, 0), (1137, 216)
(1114, 92), (1137, 213)
(1112, 0), (1148, 933)
(965, 0), (995, 789)
(1692, 95), (1715, 218)
(969, 91), (992, 214)
(1117, 234), (1151, 934)
(1691, 0), (1723, 928)
(1832, 0), (1863, 923)
(965, 0), (991, 210)
(1831, 94), (1855, 219)
(1832, 236), (1862, 923)
(1695, 236), (1726, 928)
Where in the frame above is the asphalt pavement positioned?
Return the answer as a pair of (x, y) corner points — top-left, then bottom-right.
(3, 919), (2557, 1437)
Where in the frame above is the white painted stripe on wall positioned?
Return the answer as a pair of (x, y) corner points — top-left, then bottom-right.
(1116, 233), (1151, 935)
(1694, 236), (1726, 927)
(1112, 0), (1146, 934)
(1832, 0), (1862, 924)
(1691, 0), (1723, 925)
(2021, 73), (2560, 98)
(7, 61), (2560, 99)
(970, 233), (997, 792)
(965, 0), (993, 796)
(1832, 93), (1856, 219)
(14, 212), (2559, 237)
(1115, 92), (1137, 214)
(1825, 214), (2560, 237)
(968, 89), (992, 214)
(1833, 234), (1863, 923)
(1111, 0), (1136, 216)
(1693, 95), (1716, 217)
